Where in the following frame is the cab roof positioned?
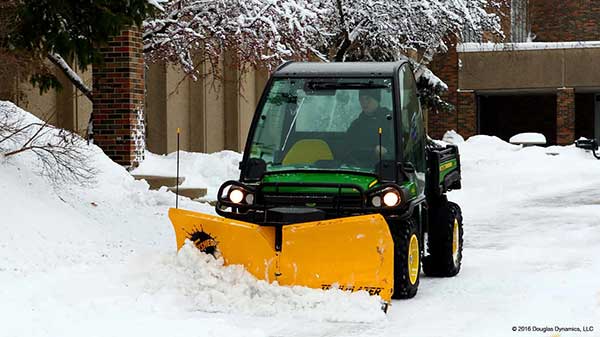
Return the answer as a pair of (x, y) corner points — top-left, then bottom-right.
(273, 61), (409, 78)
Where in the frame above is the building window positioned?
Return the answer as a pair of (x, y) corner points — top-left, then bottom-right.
(511, 0), (528, 42)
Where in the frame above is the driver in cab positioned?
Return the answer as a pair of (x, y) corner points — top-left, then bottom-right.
(345, 89), (394, 164)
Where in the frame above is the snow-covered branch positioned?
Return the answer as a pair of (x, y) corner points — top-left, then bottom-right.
(144, 0), (325, 77)
(47, 52), (93, 102)
(143, 0), (504, 77)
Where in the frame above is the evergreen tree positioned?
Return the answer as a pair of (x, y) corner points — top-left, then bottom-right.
(9, 0), (156, 95)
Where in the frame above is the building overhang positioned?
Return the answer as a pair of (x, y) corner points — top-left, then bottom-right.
(458, 42), (600, 92)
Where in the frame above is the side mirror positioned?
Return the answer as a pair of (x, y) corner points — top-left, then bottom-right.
(403, 162), (416, 173)
(575, 138), (598, 151)
(243, 158), (267, 179)
(575, 139), (600, 159)
(397, 162), (416, 181)
(375, 160), (396, 180)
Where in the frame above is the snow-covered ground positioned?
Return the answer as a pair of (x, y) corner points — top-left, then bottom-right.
(1, 102), (599, 337)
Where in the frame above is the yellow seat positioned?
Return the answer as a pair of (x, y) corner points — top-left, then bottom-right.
(282, 139), (333, 165)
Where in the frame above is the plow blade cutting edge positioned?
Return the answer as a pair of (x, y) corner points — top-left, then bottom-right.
(169, 208), (395, 302)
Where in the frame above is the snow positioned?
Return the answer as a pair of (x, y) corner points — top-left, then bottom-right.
(458, 41), (600, 53)
(442, 130), (465, 144)
(132, 150), (242, 200)
(416, 66), (448, 91)
(2, 103), (600, 336)
(146, 0), (165, 11)
(47, 52), (91, 98)
(509, 132), (547, 145)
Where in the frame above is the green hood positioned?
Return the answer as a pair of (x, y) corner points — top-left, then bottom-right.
(261, 171), (379, 194)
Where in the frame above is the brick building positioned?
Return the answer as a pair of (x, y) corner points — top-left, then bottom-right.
(429, 0), (600, 145)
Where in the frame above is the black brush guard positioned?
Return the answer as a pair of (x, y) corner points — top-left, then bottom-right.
(215, 180), (412, 225)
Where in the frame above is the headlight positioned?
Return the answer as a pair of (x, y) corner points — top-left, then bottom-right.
(371, 195), (382, 207)
(383, 190), (400, 207)
(245, 193), (255, 205)
(229, 188), (245, 204)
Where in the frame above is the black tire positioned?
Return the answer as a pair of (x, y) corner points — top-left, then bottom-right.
(391, 219), (421, 299)
(423, 199), (463, 277)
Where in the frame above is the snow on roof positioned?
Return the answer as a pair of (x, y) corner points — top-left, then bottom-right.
(458, 41), (600, 53)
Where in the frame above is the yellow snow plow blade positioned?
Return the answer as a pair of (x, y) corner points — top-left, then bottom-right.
(169, 208), (394, 302)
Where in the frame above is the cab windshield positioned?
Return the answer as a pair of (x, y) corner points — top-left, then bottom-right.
(248, 77), (395, 175)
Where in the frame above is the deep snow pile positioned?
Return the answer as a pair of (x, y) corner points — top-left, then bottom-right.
(144, 242), (384, 321)
(131, 150), (242, 200)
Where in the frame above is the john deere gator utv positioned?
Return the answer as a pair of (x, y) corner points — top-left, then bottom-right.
(170, 61), (463, 308)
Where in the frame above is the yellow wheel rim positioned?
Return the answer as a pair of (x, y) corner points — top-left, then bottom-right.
(408, 234), (419, 285)
(452, 219), (459, 265)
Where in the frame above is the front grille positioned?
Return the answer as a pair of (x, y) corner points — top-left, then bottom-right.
(261, 193), (364, 209)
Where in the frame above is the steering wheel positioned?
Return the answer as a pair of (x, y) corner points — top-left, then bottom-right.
(340, 146), (378, 167)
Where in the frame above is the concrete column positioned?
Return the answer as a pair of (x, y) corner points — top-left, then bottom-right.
(189, 55), (206, 153)
(556, 87), (575, 145)
(254, 67), (269, 100)
(144, 62), (167, 154)
(92, 26), (145, 168)
(204, 60), (226, 153)
(457, 90), (477, 139)
(55, 64), (75, 131)
(238, 69), (256, 151)
(223, 51), (240, 151)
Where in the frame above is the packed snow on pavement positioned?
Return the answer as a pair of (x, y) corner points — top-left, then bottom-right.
(1, 101), (599, 337)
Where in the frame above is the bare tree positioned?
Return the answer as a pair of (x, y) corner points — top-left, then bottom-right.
(0, 102), (96, 185)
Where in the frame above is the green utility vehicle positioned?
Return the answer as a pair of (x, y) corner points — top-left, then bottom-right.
(170, 61), (464, 304)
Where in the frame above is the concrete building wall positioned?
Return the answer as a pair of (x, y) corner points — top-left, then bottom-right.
(5, 63), (93, 136)
(459, 47), (600, 91)
(144, 58), (268, 155)
(165, 62), (192, 153)
(203, 66), (227, 153)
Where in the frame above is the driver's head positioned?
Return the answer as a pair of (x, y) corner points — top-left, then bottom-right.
(359, 89), (381, 115)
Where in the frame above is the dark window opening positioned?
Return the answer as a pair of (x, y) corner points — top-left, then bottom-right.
(575, 93), (595, 140)
(479, 94), (557, 145)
